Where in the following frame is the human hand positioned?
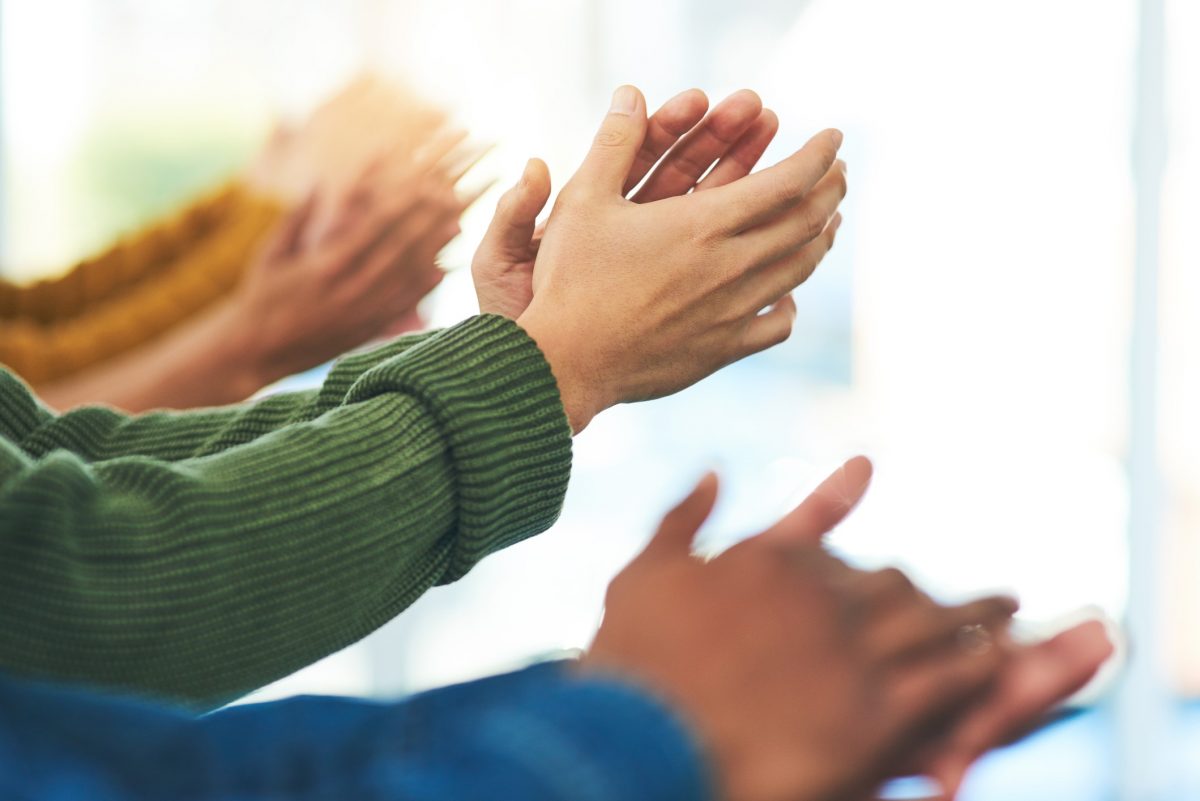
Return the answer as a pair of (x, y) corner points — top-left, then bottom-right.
(232, 147), (474, 384)
(580, 466), (1018, 801)
(774, 459), (1117, 800)
(472, 88), (779, 318)
(246, 74), (449, 202)
(513, 85), (846, 432)
(913, 621), (1114, 799)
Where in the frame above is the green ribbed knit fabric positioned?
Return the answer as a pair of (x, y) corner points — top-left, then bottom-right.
(0, 314), (572, 711)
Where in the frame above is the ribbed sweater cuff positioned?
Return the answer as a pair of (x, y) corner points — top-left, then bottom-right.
(318, 331), (441, 404)
(346, 314), (572, 579)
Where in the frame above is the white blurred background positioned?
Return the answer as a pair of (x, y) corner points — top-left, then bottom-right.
(3, 1), (1199, 798)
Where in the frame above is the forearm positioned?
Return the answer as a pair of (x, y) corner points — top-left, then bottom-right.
(0, 316), (572, 709)
(0, 664), (712, 801)
(3, 329), (440, 462)
(36, 298), (269, 412)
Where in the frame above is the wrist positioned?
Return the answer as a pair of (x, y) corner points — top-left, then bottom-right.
(515, 307), (604, 434)
(207, 299), (280, 400)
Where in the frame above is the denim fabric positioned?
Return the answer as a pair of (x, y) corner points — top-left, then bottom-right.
(0, 661), (713, 801)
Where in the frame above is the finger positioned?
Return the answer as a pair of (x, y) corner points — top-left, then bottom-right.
(330, 190), (432, 275)
(738, 293), (797, 357)
(410, 215), (463, 269)
(443, 141), (497, 186)
(321, 178), (429, 253)
(855, 566), (921, 607)
(477, 159), (552, 260)
(757, 454), (874, 546)
(738, 159), (847, 269)
(696, 108), (780, 191)
(263, 190), (318, 260)
(456, 177), (500, 214)
(740, 210), (842, 315)
(872, 596), (1019, 665)
(887, 638), (1006, 743)
(352, 202), (455, 287)
(622, 88), (709, 196)
(632, 89), (763, 203)
(924, 621), (1114, 796)
(639, 473), (720, 561)
(411, 128), (472, 176)
(992, 621), (1115, 744)
(313, 158), (401, 247)
(707, 127), (843, 233)
(569, 85), (648, 197)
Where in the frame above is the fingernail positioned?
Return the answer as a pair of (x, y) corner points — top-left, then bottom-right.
(610, 86), (637, 116)
(830, 129), (844, 148)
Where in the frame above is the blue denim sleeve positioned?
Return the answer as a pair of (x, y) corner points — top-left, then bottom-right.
(0, 661), (714, 801)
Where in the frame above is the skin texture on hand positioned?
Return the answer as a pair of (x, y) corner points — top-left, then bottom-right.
(498, 85), (845, 432)
(580, 464), (1020, 801)
(472, 88), (779, 319)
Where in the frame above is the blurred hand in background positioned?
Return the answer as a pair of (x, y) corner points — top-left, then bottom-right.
(41, 76), (485, 411)
(244, 74), (450, 203)
(582, 460), (1031, 801)
(236, 133), (488, 384)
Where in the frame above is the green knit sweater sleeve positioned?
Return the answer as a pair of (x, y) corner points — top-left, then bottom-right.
(0, 330), (440, 462)
(0, 315), (571, 711)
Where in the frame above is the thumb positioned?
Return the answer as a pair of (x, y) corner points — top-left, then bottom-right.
(639, 472), (719, 561)
(759, 456), (874, 546)
(571, 85), (648, 196)
(477, 158), (551, 259)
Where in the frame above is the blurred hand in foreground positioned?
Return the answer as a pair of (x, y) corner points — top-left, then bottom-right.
(766, 456), (1117, 800)
(233, 138), (482, 385)
(581, 462), (1020, 801)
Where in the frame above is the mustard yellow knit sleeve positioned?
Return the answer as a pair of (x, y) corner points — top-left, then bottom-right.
(0, 187), (282, 385)
(0, 183), (262, 324)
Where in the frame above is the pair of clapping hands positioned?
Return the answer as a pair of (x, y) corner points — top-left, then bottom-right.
(236, 79), (488, 384)
(469, 86), (1114, 800)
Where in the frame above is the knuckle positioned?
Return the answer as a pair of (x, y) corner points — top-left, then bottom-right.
(555, 181), (585, 208)
(761, 182), (793, 215)
(673, 148), (711, 179)
(766, 317), (794, 348)
(796, 207), (828, 242)
(593, 127), (630, 149)
(686, 214), (724, 251)
(788, 253), (819, 289)
(876, 567), (915, 597)
(496, 186), (522, 216)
